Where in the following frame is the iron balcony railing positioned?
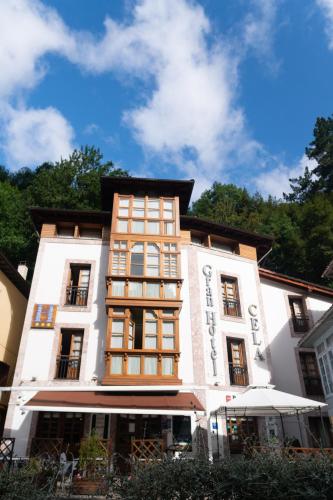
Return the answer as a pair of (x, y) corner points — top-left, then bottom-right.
(55, 355), (81, 380)
(229, 363), (248, 386)
(65, 286), (88, 306)
(303, 376), (324, 396)
(223, 298), (241, 317)
(292, 315), (309, 333)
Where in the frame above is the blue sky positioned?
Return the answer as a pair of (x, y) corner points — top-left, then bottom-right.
(1, 0), (333, 198)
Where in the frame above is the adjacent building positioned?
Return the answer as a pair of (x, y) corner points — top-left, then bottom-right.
(3, 177), (333, 460)
(299, 261), (333, 427)
(0, 253), (29, 433)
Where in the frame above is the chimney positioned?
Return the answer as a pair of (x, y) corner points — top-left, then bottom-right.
(17, 261), (28, 280)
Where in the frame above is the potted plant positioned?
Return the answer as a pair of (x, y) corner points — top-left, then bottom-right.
(72, 432), (109, 495)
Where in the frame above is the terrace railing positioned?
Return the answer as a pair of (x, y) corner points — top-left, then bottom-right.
(229, 363), (248, 386)
(55, 355), (81, 380)
(65, 286), (88, 306)
(223, 298), (241, 317)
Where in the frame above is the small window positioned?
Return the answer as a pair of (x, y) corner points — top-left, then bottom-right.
(211, 239), (233, 253)
(289, 297), (309, 333)
(66, 265), (91, 306)
(144, 356), (158, 375)
(221, 276), (241, 317)
(112, 280), (125, 297)
(131, 243), (144, 275)
(164, 222), (174, 235)
(112, 251), (126, 275)
(117, 219), (128, 233)
(162, 357), (174, 375)
(148, 221), (160, 234)
(300, 352), (323, 396)
(164, 282), (177, 299)
(128, 281), (143, 297)
(57, 224), (75, 238)
(111, 356), (123, 374)
(132, 220), (145, 233)
(79, 227), (102, 239)
(111, 319), (125, 348)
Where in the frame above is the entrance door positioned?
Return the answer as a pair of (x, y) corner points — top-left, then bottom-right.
(115, 414), (162, 469)
(227, 416), (258, 454)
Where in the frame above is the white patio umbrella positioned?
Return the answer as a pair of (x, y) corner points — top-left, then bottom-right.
(215, 385), (327, 417)
(213, 385), (328, 449)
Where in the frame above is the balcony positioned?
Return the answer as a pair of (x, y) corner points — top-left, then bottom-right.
(292, 315), (309, 333)
(303, 376), (324, 396)
(65, 286), (88, 306)
(223, 298), (241, 317)
(229, 363), (248, 386)
(55, 355), (81, 380)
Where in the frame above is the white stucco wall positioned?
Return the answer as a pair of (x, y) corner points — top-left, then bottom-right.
(260, 278), (332, 397)
(20, 239), (108, 383)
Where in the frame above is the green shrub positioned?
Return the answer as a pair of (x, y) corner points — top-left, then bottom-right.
(112, 452), (333, 500)
(0, 467), (56, 500)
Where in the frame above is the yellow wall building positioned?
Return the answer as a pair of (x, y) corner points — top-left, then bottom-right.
(0, 253), (29, 432)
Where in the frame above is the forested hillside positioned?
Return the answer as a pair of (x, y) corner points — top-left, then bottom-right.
(0, 146), (128, 271)
(191, 115), (333, 285)
(0, 117), (332, 286)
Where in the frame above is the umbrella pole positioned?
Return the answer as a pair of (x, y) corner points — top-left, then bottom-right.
(279, 413), (286, 445)
(296, 410), (303, 447)
(215, 411), (220, 459)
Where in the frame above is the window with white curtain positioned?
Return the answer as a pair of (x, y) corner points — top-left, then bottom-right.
(144, 356), (158, 375)
(111, 319), (124, 348)
(144, 310), (158, 349)
(164, 282), (177, 299)
(128, 356), (140, 375)
(146, 283), (160, 298)
(147, 243), (160, 276)
(111, 356), (123, 374)
(162, 357), (174, 375)
(128, 281), (143, 297)
(162, 321), (175, 349)
(112, 281), (125, 296)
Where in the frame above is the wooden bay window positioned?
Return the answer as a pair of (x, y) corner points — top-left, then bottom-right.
(103, 307), (180, 384)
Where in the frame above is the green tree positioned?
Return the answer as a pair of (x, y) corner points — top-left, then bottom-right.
(0, 146), (128, 271)
(26, 146), (128, 209)
(307, 115), (333, 192)
(0, 182), (36, 265)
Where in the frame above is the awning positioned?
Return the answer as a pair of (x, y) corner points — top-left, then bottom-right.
(25, 391), (205, 416)
(214, 385), (327, 416)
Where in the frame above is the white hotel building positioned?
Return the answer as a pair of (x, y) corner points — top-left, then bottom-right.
(4, 176), (333, 461)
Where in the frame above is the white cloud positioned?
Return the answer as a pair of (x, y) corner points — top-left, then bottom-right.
(0, 0), (74, 99)
(0, 0), (75, 167)
(316, 0), (333, 49)
(68, 0), (261, 189)
(242, 0), (280, 72)
(254, 154), (317, 198)
(2, 106), (74, 168)
(0, 0), (282, 186)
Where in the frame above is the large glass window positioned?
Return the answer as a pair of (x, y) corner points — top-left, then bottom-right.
(131, 243), (144, 275)
(111, 319), (124, 348)
(162, 321), (175, 349)
(147, 243), (160, 276)
(144, 310), (158, 349)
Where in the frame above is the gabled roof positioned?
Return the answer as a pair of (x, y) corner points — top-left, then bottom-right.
(30, 207), (111, 232)
(101, 176), (194, 214)
(259, 268), (333, 298)
(180, 215), (273, 259)
(322, 259), (333, 279)
(0, 253), (30, 298)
